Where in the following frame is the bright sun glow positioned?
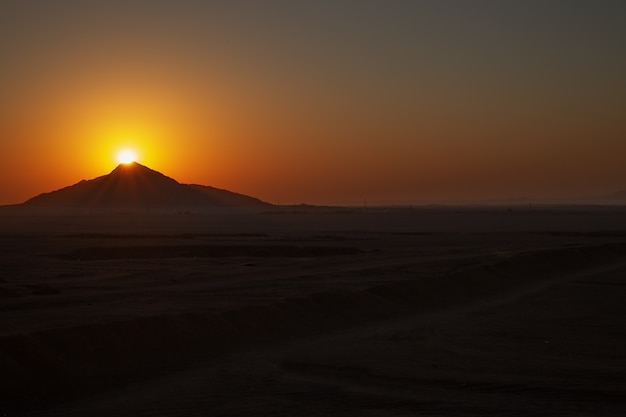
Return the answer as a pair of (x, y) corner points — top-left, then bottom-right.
(117, 149), (137, 164)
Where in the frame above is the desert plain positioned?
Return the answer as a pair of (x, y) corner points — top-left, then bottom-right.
(1, 206), (626, 416)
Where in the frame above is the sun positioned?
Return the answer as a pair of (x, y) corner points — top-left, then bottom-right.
(116, 149), (137, 165)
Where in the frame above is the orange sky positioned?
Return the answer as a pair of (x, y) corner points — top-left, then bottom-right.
(1, 2), (625, 205)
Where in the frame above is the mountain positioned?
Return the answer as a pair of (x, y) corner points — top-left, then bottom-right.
(595, 190), (626, 202)
(24, 162), (271, 209)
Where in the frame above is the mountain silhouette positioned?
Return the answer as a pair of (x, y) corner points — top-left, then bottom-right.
(596, 190), (626, 202)
(24, 162), (270, 209)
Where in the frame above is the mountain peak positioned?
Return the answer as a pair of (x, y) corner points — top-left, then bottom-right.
(23, 163), (270, 210)
(113, 161), (141, 170)
(112, 161), (146, 170)
(111, 161), (158, 174)
(108, 161), (180, 184)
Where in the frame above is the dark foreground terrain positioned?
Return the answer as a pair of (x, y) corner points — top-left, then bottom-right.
(1, 206), (626, 416)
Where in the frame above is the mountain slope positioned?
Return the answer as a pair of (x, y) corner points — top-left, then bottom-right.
(187, 184), (269, 207)
(24, 163), (270, 209)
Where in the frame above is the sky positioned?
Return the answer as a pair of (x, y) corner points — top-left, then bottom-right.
(1, 1), (625, 205)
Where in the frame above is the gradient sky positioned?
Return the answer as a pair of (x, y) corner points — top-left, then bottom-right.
(1, 1), (625, 205)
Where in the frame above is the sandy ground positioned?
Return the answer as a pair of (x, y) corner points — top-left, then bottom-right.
(1, 207), (626, 416)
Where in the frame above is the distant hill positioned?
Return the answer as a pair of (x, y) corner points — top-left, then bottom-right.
(24, 162), (270, 209)
(595, 190), (626, 202)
